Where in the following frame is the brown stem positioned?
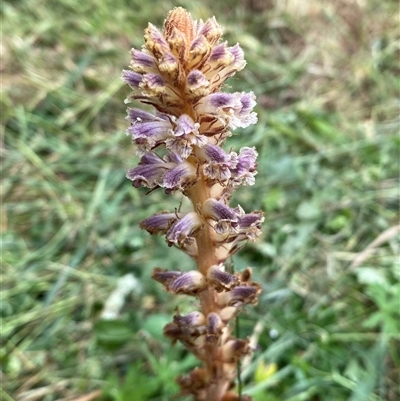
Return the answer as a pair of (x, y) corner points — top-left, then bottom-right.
(187, 171), (231, 401)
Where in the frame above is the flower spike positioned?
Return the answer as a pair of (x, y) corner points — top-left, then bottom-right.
(122, 7), (261, 400)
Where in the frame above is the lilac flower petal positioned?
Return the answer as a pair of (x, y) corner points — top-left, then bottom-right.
(202, 199), (241, 234)
(174, 312), (206, 327)
(238, 211), (264, 230)
(166, 211), (202, 246)
(198, 144), (237, 182)
(206, 312), (223, 336)
(127, 120), (171, 139)
(144, 23), (171, 58)
(207, 264), (239, 290)
(163, 162), (197, 193)
(126, 116), (172, 154)
(140, 212), (181, 234)
(195, 92), (257, 130)
(196, 16), (222, 45)
(202, 198), (237, 221)
(188, 37), (211, 69)
(152, 268), (182, 288)
(126, 163), (168, 188)
(217, 284), (261, 307)
(200, 144), (231, 163)
(159, 52), (179, 76)
(130, 49), (157, 71)
(122, 70), (142, 87)
(208, 92), (236, 108)
(139, 152), (164, 165)
(142, 73), (167, 93)
(164, 114), (206, 158)
(170, 270), (206, 294)
(209, 43), (233, 65)
(127, 108), (156, 124)
(174, 114), (199, 137)
(229, 44), (246, 70)
(230, 147), (258, 186)
(163, 151), (183, 164)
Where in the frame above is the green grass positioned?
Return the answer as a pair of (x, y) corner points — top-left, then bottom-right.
(2, 0), (399, 400)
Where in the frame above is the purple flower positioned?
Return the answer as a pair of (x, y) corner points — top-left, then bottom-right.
(188, 36), (212, 70)
(207, 264), (239, 290)
(174, 312), (206, 327)
(158, 52), (180, 79)
(152, 268), (182, 288)
(208, 43), (234, 69)
(196, 16), (222, 46)
(212, 44), (246, 86)
(195, 91), (257, 130)
(202, 199), (243, 234)
(126, 153), (173, 188)
(198, 144), (237, 183)
(126, 109), (172, 154)
(166, 212), (202, 247)
(141, 73), (168, 94)
(139, 211), (181, 234)
(217, 283), (261, 307)
(129, 48), (157, 72)
(230, 147), (258, 186)
(170, 270), (207, 294)
(206, 312), (223, 339)
(122, 70), (142, 87)
(163, 161), (197, 193)
(165, 114), (207, 158)
(185, 70), (210, 98)
(144, 23), (171, 59)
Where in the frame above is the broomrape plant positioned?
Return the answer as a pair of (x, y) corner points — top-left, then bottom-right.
(122, 7), (263, 401)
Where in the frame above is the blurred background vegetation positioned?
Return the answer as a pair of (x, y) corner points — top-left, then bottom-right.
(2, 0), (399, 400)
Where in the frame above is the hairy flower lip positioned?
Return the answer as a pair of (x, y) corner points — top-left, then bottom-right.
(165, 114), (207, 159)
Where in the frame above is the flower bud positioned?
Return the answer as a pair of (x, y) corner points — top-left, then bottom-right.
(220, 338), (251, 363)
(219, 306), (238, 322)
(174, 311), (206, 327)
(206, 312), (223, 341)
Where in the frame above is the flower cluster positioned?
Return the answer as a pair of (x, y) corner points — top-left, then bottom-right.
(123, 7), (262, 401)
